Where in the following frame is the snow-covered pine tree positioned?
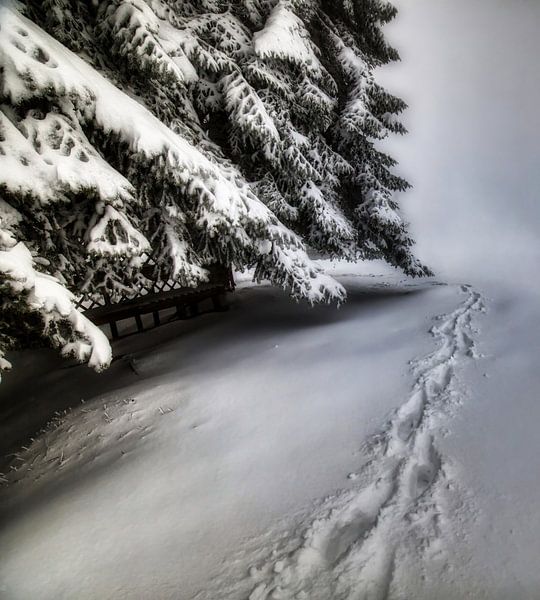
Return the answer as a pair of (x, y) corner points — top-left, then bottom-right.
(0, 0), (429, 378)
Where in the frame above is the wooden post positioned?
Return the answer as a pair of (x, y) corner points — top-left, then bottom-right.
(110, 320), (119, 340)
(135, 313), (143, 333)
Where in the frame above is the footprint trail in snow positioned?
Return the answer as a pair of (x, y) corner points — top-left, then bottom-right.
(245, 285), (486, 600)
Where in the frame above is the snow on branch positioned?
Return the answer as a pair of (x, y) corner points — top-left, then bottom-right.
(0, 109), (134, 207)
(331, 34), (388, 141)
(220, 71), (280, 159)
(99, 0), (197, 85)
(0, 240), (111, 375)
(87, 204), (150, 257)
(254, 0), (323, 79)
(254, 223), (347, 305)
(299, 181), (355, 250)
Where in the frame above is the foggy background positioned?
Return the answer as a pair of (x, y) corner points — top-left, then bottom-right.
(378, 0), (540, 283)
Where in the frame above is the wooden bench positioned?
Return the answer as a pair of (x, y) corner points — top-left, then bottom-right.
(83, 266), (234, 339)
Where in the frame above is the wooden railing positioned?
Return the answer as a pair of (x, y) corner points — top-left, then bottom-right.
(78, 265), (235, 339)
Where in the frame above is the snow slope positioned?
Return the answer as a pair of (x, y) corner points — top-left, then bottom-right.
(243, 285), (486, 600)
(3, 264), (522, 600)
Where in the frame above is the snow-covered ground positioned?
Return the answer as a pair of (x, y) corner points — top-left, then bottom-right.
(2, 261), (540, 599)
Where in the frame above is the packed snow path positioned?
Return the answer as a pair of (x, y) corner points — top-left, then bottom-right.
(244, 285), (486, 600)
(9, 274), (533, 600)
